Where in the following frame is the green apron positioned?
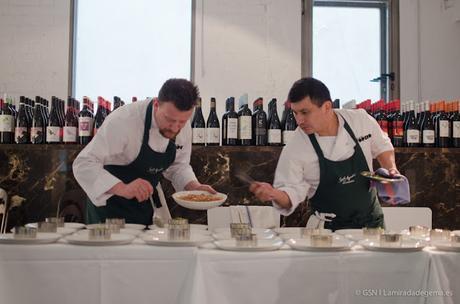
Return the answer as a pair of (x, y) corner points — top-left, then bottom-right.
(86, 101), (176, 225)
(308, 116), (384, 231)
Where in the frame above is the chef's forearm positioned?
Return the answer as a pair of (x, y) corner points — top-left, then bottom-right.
(376, 150), (397, 171)
(272, 189), (292, 209)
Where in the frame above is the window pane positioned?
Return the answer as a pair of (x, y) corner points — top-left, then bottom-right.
(313, 6), (381, 103)
(74, 0), (192, 102)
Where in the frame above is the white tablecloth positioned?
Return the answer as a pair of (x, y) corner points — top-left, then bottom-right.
(0, 240), (197, 304)
(0, 241), (457, 304)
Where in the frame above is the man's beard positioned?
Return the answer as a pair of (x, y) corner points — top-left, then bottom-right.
(159, 128), (179, 140)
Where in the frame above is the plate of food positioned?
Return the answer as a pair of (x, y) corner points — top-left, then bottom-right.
(172, 190), (227, 210)
(360, 171), (403, 184)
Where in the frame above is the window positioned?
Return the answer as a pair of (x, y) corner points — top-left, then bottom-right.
(71, 0), (192, 103)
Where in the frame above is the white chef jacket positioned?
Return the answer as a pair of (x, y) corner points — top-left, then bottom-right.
(73, 99), (197, 207)
(273, 108), (394, 216)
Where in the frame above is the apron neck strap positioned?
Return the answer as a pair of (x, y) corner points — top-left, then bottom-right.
(143, 101), (154, 144)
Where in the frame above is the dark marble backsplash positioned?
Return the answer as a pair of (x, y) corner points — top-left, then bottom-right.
(0, 144), (459, 230)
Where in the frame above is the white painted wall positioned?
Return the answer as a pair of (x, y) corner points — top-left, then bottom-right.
(400, 0), (460, 102)
(0, 0), (71, 100)
(193, 0), (301, 119)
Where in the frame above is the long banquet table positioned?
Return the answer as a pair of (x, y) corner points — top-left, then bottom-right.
(0, 240), (457, 304)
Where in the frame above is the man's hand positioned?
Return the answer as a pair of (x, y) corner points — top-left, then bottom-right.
(184, 180), (217, 194)
(109, 178), (154, 202)
(249, 182), (276, 202)
(388, 168), (400, 177)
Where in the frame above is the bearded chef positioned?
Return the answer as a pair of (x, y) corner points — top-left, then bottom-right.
(250, 77), (399, 230)
(73, 78), (215, 225)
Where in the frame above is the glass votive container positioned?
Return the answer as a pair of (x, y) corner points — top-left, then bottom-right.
(105, 218), (125, 228)
(168, 223), (190, 241)
(45, 217), (65, 228)
(430, 229), (451, 242)
(300, 228), (330, 238)
(13, 226), (37, 239)
(37, 221), (58, 233)
(168, 218), (189, 226)
(230, 223), (251, 238)
(451, 234), (460, 244)
(88, 226), (111, 240)
(363, 227), (384, 240)
(310, 234), (333, 247)
(380, 233), (402, 247)
(409, 225), (430, 237)
(235, 233), (258, 247)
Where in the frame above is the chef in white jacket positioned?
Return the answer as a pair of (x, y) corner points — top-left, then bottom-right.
(250, 77), (398, 230)
(73, 78), (215, 225)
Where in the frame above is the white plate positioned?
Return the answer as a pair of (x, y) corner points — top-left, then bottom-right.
(335, 229), (364, 241)
(286, 237), (353, 252)
(360, 239), (426, 252)
(75, 228), (142, 237)
(214, 239), (284, 252)
(143, 228), (211, 236)
(148, 224), (208, 230)
(26, 222), (85, 230)
(431, 241), (460, 252)
(86, 223), (146, 231)
(212, 228), (276, 240)
(0, 233), (61, 244)
(274, 227), (332, 235)
(172, 190), (227, 210)
(141, 233), (213, 247)
(65, 233), (135, 246)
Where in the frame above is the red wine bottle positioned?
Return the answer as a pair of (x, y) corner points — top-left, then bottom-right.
(191, 98), (205, 146)
(267, 98), (282, 146)
(15, 97), (30, 144)
(206, 97), (220, 146)
(63, 97), (78, 144)
(78, 97), (94, 145)
(252, 97), (267, 146)
(0, 98), (14, 144)
(237, 96), (252, 146)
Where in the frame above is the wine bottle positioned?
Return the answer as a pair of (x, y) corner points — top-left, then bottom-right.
(191, 98), (205, 146)
(113, 96), (122, 110)
(223, 97), (238, 146)
(451, 100), (460, 148)
(31, 99), (45, 144)
(268, 98), (282, 146)
(391, 100), (404, 147)
(14, 97), (29, 144)
(78, 97), (94, 145)
(282, 101), (297, 145)
(63, 97), (78, 144)
(252, 97), (267, 146)
(404, 100), (420, 147)
(206, 97), (220, 146)
(46, 97), (62, 144)
(0, 98), (14, 144)
(436, 101), (450, 147)
(237, 95), (252, 146)
(421, 101), (435, 147)
(93, 97), (106, 136)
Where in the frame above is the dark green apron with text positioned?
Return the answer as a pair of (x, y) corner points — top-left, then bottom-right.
(86, 102), (176, 225)
(308, 117), (384, 231)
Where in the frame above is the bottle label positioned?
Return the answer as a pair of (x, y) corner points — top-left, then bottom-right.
(282, 130), (295, 145)
(30, 127), (43, 143)
(79, 117), (94, 137)
(227, 118), (238, 139)
(453, 121), (460, 138)
(439, 120), (450, 137)
(422, 130), (435, 144)
(406, 129), (420, 143)
(206, 128), (220, 144)
(63, 126), (77, 142)
(268, 129), (282, 144)
(238, 116), (252, 140)
(392, 121), (404, 137)
(15, 127), (28, 143)
(0, 115), (13, 132)
(192, 128), (205, 144)
(46, 126), (61, 142)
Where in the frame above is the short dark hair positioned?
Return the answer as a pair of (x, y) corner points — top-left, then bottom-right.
(287, 77), (332, 107)
(158, 78), (199, 111)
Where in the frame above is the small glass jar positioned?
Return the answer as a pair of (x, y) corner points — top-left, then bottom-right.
(88, 226), (112, 240)
(380, 234), (402, 247)
(300, 228), (330, 238)
(451, 234), (460, 244)
(105, 218), (126, 228)
(168, 218), (190, 241)
(363, 227), (384, 240)
(230, 223), (251, 238)
(235, 233), (258, 247)
(430, 229), (451, 242)
(45, 217), (65, 228)
(37, 221), (58, 233)
(409, 225), (430, 238)
(13, 226), (38, 239)
(310, 234), (333, 247)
